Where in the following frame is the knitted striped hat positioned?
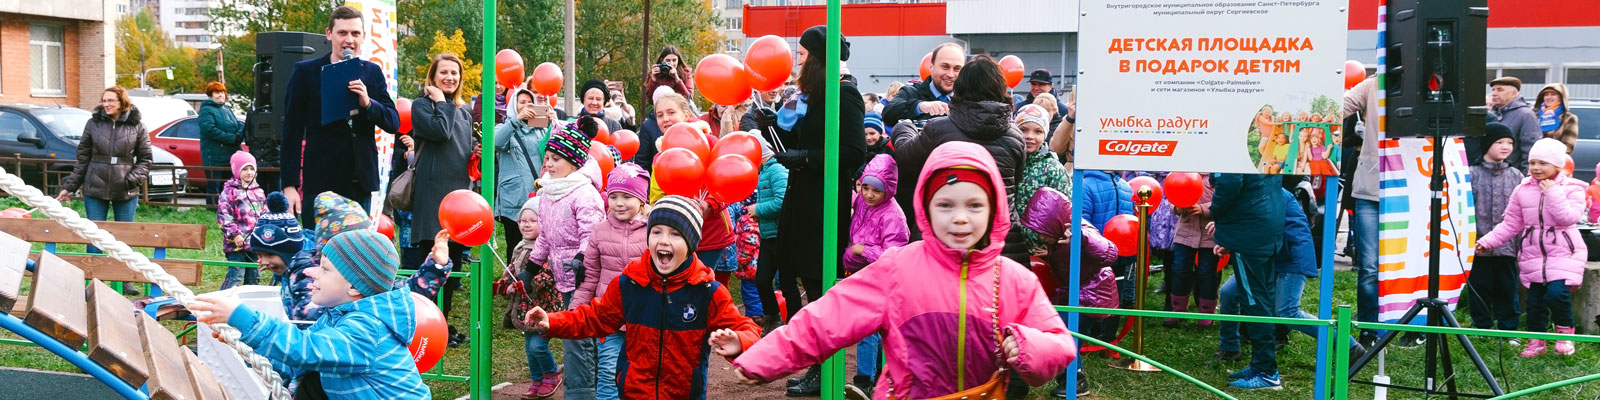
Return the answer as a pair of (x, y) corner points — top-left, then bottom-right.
(323, 229), (398, 297)
(547, 123), (592, 167)
(649, 195), (703, 251)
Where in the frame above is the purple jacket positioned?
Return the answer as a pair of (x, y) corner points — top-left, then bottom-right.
(217, 178), (265, 253)
(1020, 187), (1120, 299)
(1477, 176), (1590, 287)
(530, 179), (606, 293)
(574, 215), (648, 308)
(845, 155), (910, 272)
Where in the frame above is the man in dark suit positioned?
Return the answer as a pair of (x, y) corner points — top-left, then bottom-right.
(279, 6), (400, 225)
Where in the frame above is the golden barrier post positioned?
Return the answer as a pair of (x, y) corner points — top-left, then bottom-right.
(1112, 185), (1160, 372)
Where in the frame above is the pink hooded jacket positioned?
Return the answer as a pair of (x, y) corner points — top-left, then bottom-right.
(845, 154), (911, 272)
(733, 142), (1076, 398)
(573, 213), (647, 308)
(1477, 176), (1590, 287)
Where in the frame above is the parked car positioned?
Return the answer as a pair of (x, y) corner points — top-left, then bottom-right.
(0, 103), (187, 198)
(148, 116), (208, 188)
(1563, 99), (1600, 182)
(128, 96), (198, 134)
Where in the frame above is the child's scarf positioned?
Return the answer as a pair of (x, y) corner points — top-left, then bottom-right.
(536, 172), (590, 201)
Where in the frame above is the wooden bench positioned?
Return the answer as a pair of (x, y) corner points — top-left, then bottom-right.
(0, 218), (206, 289)
(0, 234), (233, 399)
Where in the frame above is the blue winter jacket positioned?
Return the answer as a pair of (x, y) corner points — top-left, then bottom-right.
(754, 157), (789, 239)
(1079, 170), (1133, 230)
(230, 287), (431, 399)
(1210, 174), (1284, 258)
(1274, 189), (1317, 277)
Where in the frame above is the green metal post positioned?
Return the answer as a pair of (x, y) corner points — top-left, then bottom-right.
(473, 0), (499, 396)
(1333, 306), (1352, 399)
(821, 1), (843, 399)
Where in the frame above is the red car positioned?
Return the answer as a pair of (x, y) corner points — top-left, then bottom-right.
(147, 116), (209, 188)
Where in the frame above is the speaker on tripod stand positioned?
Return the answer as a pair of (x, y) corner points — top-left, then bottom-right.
(247, 32), (329, 192)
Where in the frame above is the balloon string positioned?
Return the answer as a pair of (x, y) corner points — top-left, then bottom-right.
(480, 239), (538, 304)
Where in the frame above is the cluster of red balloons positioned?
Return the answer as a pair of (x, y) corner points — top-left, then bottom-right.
(697, 35), (794, 106)
(409, 292), (448, 372)
(654, 125), (762, 203)
(438, 189), (494, 246)
(1100, 173), (1210, 257)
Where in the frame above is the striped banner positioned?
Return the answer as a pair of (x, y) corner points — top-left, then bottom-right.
(1376, 137), (1475, 323)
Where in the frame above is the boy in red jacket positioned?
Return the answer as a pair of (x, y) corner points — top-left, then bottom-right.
(525, 195), (761, 399)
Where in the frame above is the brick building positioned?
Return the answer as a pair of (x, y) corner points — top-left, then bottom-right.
(0, 0), (117, 110)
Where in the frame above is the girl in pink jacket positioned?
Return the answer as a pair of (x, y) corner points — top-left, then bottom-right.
(733, 142), (1076, 398)
(1477, 138), (1589, 357)
(574, 163), (650, 399)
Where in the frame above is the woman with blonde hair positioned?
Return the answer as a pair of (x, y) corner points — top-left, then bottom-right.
(407, 53), (477, 342)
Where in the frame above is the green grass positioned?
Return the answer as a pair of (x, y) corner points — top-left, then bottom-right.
(4, 199), (1600, 399)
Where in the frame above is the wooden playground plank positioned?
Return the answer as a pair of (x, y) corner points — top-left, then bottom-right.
(24, 252), (87, 349)
(87, 279), (150, 387)
(0, 231), (27, 312)
(138, 311), (199, 400)
(0, 218), (207, 249)
(183, 349), (231, 400)
(31, 253), (203, 286)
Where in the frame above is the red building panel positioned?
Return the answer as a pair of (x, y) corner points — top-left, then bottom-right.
(742, 3), (947, 38)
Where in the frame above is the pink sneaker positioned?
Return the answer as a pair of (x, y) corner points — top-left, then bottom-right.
(1555, 326), (1577, 355)
(536, 372), (563, 396)
(520, 381), (547, 400)
(1520, 339), (1548, 358)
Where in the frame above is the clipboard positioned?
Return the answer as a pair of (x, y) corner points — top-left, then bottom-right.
(320, 60), (363, 125)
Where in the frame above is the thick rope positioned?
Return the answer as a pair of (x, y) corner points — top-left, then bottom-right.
(0, 166), (292, 400)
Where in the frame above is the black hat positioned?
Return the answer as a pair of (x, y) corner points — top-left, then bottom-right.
(1028, 69), (1053, 84)
(800, 25), (850, 62)
(581, 79), (609, 103)
(1483, 122), (1514, 148)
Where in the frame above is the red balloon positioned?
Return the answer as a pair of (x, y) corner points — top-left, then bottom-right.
(1564, 158), (1575, 177)
(375, 213), (396, 240)
(532, 62), (563, 96)
(613, 130), (640, 160)
(1128, 176), (1164, 209)
(438, 189), (494, 246)
(495, 49), (525, 91)
(592, 118), (613, 145)
(662, 123), (713, 164)
(1344, 60), (1366, 90)
(1030, 257), (1059, 297)
(655, 148), (706, 197)
(1588, 185), (1600, 202)
(707, 154), (759, 203)
(694, 54), (752, 106)
(589, 140), (615, 179)
(408, 293), (448, 372)
(999, 55), (1025, 88)
(745, 35), (794, 92)
(774, 290), (788, 322)
(396, 98), (413, 134)
(1163, 173), (1204, 209)
(713, 132), (763, 168)
(919, 52), (933, 79)
(1104, 214), (1141, 257)
(0, 208), (29, 219)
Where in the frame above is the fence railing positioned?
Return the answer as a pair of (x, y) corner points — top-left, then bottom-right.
(0, 156), (282, 209)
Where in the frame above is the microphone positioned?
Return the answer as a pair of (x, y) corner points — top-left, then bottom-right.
(341, 49), (355, 62)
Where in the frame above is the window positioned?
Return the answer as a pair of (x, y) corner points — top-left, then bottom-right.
(0, 111), (37, 143)
(29, 25), (66, 96)
(1486, 65), (1548, 88)
(163, 119), (202, 139)
(724, 17), (742, 30)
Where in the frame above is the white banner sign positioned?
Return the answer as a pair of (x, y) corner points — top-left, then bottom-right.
(348, 0), (398, 216)
(1377, 137), (1474, 323)
(1075, 0), (1348, 175)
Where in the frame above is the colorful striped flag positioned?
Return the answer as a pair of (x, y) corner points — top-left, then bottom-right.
(1376, 137), (1475, 323)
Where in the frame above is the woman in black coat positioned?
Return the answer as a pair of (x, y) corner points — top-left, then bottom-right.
(769, 25), (868, 395)
(407, 54), (475, 342)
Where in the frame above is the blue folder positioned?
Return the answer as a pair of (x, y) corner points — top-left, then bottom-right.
(320, 60), (363, 125)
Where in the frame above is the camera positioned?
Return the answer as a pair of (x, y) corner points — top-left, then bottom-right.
(655, 63), (675, 79)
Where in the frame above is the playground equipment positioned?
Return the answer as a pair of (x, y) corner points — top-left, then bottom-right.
(0, 164), (291, 400)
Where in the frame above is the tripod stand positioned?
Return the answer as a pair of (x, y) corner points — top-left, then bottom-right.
(1345, 133), (1502, 399)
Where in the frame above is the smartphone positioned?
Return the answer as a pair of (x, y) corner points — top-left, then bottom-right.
(529, 104), (552, 128)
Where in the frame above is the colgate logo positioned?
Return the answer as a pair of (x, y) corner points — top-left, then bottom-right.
(1099, 140), (1177, 156)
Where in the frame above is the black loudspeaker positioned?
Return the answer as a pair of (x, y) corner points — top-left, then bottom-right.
(1385, 0), (1489, 137)
(251, 31), (330, 140)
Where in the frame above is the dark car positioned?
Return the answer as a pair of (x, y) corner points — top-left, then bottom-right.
(0, 103), (187, 198)
(1564, 99), (1600, 182)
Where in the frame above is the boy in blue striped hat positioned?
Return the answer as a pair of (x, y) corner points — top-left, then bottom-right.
(194, 229), (431, 399)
